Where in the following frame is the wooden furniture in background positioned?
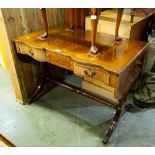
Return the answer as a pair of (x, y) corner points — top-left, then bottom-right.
(39, 8), (124, 56)
(13, 26), (149, 143)
(39, 8), (155, 56)
(85, 9), (155, 40)
(130, 8), (155, 23)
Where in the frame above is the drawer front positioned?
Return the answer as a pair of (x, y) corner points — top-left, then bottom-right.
(46, 51), (73, 71)
(74, 63), (110, 85)
(17, 43), (46, 62)
(82, 80), (118, 104)
(84, 77), (115, 92)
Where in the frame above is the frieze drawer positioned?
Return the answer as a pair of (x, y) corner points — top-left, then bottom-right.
(17, 43), (46, 62)
(74, 63), (110, 85)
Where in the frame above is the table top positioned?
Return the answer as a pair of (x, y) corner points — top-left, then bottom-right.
(14, 26), (148, 74)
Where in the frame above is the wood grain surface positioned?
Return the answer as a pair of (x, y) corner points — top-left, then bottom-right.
(14, 26), (149, 101)
(14, 26), (148, 74)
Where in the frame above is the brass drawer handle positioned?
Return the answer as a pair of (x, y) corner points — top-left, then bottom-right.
(84, 69), (96, 77)
(29, 49), (34, 56)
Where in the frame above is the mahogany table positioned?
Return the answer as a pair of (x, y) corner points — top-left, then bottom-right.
(13, 26), (149, 144)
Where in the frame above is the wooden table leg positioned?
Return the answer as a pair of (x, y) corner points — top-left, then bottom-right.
(90, 8), (99, 55)
(102, 108), (122, 144)
(27, 62), (45, 104)
(130, 8), (136, 23)
(102, 97), (126, 144)
(39, 8), (48, 40)
(115, 8), (124, 42)
(27, 62), (58, 104)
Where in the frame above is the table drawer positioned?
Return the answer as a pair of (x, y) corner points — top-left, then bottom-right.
(74, 63), (110, 85)
(17, 43), (46, 62)
(82, 80), (118, 104)
(46, 51), (73, 71)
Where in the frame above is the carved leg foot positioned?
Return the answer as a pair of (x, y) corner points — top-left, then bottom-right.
(115, 36), (122, 42)
(89, 45), (100, 56)
(38, 32), (48, 41)
(102, 108), (122, 144)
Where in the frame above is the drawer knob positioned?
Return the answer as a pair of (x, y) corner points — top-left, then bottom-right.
(84, 69), (96, 77)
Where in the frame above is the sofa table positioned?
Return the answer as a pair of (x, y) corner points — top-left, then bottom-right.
(13, 26), (149, 144)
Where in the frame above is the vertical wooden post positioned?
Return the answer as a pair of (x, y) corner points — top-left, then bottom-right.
(90, 8), (98, 55)
(39, 8), (49, 40)
(115, 8), (124, 42)
(130, 8), (136, 23)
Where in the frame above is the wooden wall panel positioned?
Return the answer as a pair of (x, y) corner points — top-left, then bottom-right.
(0, 9), (24, 102)
(64, 8), (89, 29)
(0, 8), (64, 104)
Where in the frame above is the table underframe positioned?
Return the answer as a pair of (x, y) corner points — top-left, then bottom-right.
(23, 61), (130, 144)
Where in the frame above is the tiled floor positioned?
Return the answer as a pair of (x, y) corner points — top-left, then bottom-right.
(0, 38), (155, 147)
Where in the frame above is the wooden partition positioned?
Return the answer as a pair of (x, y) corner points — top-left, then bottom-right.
(64, 8), (89, 29)
(0, 8), (64, 104)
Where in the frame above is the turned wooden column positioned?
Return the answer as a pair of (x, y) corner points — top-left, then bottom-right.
(90, 8), (99, 55)
(39, 8), (48, 40)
